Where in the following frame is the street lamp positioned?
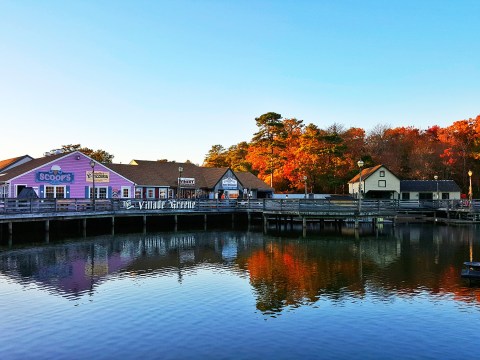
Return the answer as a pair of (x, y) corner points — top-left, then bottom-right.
(303, 175), (307, 198)
(178, 166), (183, 199)
(468, 170), (473, 204)
(357, 160), (364, 212)
(90, 160), (96, 210)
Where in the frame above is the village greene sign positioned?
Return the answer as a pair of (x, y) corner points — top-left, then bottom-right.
(122, 199), (196, 210)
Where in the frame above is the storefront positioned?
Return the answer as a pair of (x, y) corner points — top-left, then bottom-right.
(0, 151), (134, 199)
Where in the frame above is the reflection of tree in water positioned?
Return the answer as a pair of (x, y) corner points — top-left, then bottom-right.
(239, 240), (366, 314)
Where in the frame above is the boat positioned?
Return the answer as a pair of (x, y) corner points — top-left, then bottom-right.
(461, 261), (480, 280)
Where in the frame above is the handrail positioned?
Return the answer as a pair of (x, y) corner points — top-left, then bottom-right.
(0, 198), (477, 215)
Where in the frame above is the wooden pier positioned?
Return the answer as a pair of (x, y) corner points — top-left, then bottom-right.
(1, 198), (479, 241)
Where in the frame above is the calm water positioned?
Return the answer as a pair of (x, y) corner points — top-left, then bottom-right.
(1, 224), (480, 359)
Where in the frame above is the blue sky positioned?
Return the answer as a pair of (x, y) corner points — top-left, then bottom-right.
(1, 0), (479, 165)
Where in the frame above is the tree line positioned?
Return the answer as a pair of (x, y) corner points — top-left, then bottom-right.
(203, 112), (480, 196)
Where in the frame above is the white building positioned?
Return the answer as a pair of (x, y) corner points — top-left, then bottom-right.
(348, 165), (400, 200)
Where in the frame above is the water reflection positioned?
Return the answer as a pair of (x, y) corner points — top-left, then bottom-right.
(1, 224), (480, 311)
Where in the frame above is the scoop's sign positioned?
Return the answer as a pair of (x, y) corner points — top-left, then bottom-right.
(122, 199), (196, 210)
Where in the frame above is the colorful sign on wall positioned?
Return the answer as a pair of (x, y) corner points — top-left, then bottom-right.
(36, 165), (74, 185)
(86, 171), (110, 183)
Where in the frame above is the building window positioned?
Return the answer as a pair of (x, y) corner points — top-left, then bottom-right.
(90, 186), (108, 199)
(121, 187), (130, 198)
(135, 188), (142, 199)
(46, 186), (65, 199)
(442, 193), (449, 200)
(146, 188), (155, 199)
(0, 184), (9, 198)
(159, 188), (167, 199)
(380, 171), (385, 177)
(402, 193), (410, 200)
(378, 180), (386, 187)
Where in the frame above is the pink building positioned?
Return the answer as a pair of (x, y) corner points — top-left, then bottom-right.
(0, 151), (134, 199)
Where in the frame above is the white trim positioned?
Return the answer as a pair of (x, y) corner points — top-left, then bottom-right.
(146, 187), (155, 199)
(121, 186), (131, 198)
(44, 185), (66, 199)
(6, 151), (134, 187)
(90, 185), (108, 199)
(15, 184), (28, 197)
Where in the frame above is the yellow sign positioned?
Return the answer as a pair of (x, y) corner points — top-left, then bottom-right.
(86, 171), (110, 183)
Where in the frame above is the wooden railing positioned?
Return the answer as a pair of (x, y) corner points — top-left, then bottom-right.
(1, 198), (478, 216)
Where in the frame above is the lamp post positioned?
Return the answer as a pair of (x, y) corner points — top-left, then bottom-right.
(178, 166), (183, 199)
(434, 175), (439, 206)
(357, 160), (364, 212)
(468, 170), (473, 205)
(303, 176), (307, 198)
(90, 160), (96, 210)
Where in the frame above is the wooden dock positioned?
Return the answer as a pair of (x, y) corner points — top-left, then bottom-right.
(1, 198), (479, 240)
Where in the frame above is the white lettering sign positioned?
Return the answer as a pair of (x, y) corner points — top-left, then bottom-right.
(122, 200), (197, 210)
(222, 176), (237, 189)
(179, 178), (195, 187)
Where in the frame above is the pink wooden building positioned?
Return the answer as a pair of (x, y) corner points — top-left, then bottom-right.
(0, 151), (134, 199)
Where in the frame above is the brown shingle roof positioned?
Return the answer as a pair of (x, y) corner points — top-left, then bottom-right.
(0, 155), (33, 172)
(109, 160), (273, 191)
(348, 164), (384, 184)
(234, 171), (273, 191)
(0, 153), (66, 182)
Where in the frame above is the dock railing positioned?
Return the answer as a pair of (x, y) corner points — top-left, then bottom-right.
(0, 198), (477, 216)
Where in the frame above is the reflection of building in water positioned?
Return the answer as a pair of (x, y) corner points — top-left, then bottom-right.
(0, 232), (265, 299)
(2, 227), (480, 311)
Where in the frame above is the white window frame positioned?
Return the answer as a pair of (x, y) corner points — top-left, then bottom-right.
(121, 186), (131, 198)
(15, 184), (28, 197)
(146, 188), (155, 199)
(90, 186), (108, 199)
(378, 180), (386, 188)
(0, 184), (9, 198)
(45, 185), (66, 199)
(159, 188), (168, 199)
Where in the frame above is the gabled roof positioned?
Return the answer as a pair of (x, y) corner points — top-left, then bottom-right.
(400, 180), (461, 192)
(234, 171), (274, 191)
(107, 163), (170, 186)
(0, 155), (34, 172)
(0, 153), (67, 182)
(348, 164), (385, 183)
(127, 160), (211, 188)
(0, 152), (134, 185)
(110, 160), (273, 191)
(202, 167), (229, 188)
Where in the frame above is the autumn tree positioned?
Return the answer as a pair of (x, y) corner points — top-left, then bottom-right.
(225, 142), (253, 172)
(203, 145), (229, 167)
(57, 144), (114, 163)
(248, 112), (286, 187)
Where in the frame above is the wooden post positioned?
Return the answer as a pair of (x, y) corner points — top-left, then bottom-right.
(45, 220), (50, 232)
(204, 214), (208, 231)
(8, 222), (13, 237)
(232, 213), (235, 228)
(111, 216), (115, 236)
(354, 217), (359, 229)
(82, 218), (87, 237)
(302, 217), (307, 238)
(263, 215), (268, 233)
